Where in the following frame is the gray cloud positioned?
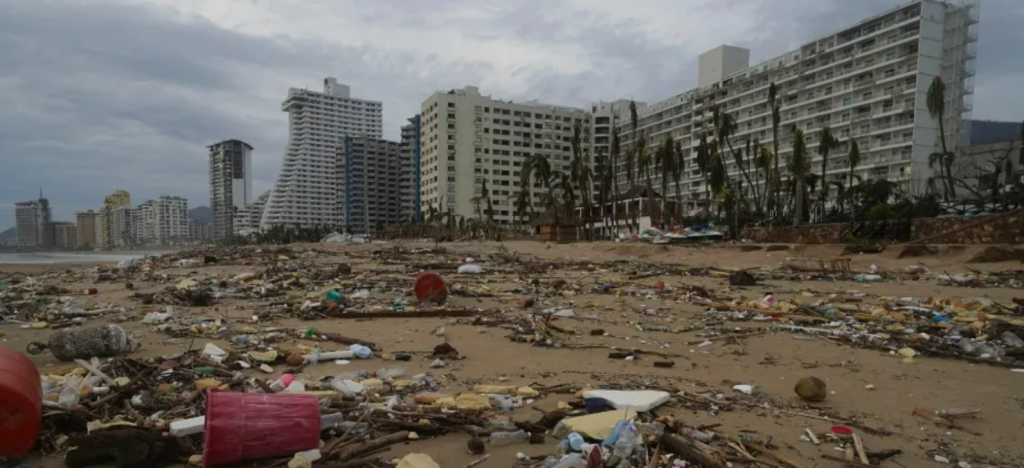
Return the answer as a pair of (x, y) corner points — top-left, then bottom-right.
(0, 0), (1020, 230)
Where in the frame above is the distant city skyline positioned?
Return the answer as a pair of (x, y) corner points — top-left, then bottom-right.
(2, 0), (1022, 230)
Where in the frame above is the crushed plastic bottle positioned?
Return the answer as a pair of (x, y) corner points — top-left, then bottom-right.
(549, 455), (588, 468)
(330, 379), (364, 397)
(376, 368), (405, 380)
(349, 344), (372, 359)
(486, 418), (518, 432)
(490, 395), (515, 412)
(141, 311), (172, 324)
(602, 419), (631, 447)
(58, 384), (81, 408)
(636, 422), (665, 438)
(612, 423), (638, 458)
(489, 429), (528, 446)
(1002, 331), (1024, 349)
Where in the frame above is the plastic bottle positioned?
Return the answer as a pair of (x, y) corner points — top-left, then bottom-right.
(612, 423), (638, 458)
(1001, 331), (1024, 348)
(549, 455), (588, 468)
(486, 418), (518, 431)
(489, 429), (529, 446)
(567, 432), (585, 451)
(602, 419), (631, 447)
(856, 274), (883, 283)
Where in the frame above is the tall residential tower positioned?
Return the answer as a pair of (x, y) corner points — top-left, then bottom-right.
(208, 139), (254, 240)
(14, 196), (52, 248)
(400, 115), (423, 223)
(261, 78), (383, 229)
(339, 136), (404, 234)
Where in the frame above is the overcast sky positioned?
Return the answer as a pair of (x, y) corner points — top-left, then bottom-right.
(1, 0), (1021, 230)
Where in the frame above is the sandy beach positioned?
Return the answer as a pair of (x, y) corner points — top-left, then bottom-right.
(4, 241), (1023, 468)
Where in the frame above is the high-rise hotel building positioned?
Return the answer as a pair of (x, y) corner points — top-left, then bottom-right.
(261, 78), (383, 228)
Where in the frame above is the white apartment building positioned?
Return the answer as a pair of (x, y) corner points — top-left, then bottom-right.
(234, 191), (269, 236)
(419, 86), (591, 224)
(261, 78), (384, 229)
(134, 201), (154, 243)
(14, 198), (52, 248)
(151, 196), (189, 244)
(108, 206), (135, 248)
(126, 196), (189, 246)
(209, 139), (254, 240)
(614, 0), (978, 215)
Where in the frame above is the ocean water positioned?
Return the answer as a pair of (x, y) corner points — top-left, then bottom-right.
(0, 252), (155, 265)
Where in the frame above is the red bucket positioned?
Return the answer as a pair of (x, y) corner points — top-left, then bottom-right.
(0, 345), (42, 458)
(414, 271), (447, 304)
(203, 391), (321, 467)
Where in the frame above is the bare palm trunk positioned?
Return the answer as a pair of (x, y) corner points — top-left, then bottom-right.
(793, 176), (805, 227)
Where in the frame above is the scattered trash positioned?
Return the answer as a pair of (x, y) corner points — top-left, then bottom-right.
(3, 241), (1019, 468)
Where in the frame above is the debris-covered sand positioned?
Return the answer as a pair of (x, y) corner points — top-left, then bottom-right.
(3, 241), (1024, 468)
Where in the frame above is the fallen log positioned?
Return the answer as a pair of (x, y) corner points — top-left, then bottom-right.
(335, 431), (410, 461)
(320, 332), (381, 351)
(658, 433), (729, 468)
(723, 435), (807, 468)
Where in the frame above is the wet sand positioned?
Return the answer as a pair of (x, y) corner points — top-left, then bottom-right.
(9, 241), (1024, 468)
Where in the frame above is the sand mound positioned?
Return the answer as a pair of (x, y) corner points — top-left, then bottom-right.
(739, 245), (764, 252)
(765, 245), (790, 252)
(967, 246), (1024, 264)
(898, 245), (939, 258)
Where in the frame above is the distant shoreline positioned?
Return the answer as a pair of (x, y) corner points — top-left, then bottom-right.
(0, 251), (173, 266)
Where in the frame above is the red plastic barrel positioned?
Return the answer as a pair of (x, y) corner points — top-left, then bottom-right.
(203, 391), (320, 467)
(414, 271), (447, 304)
(0, 346), (42, 457)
